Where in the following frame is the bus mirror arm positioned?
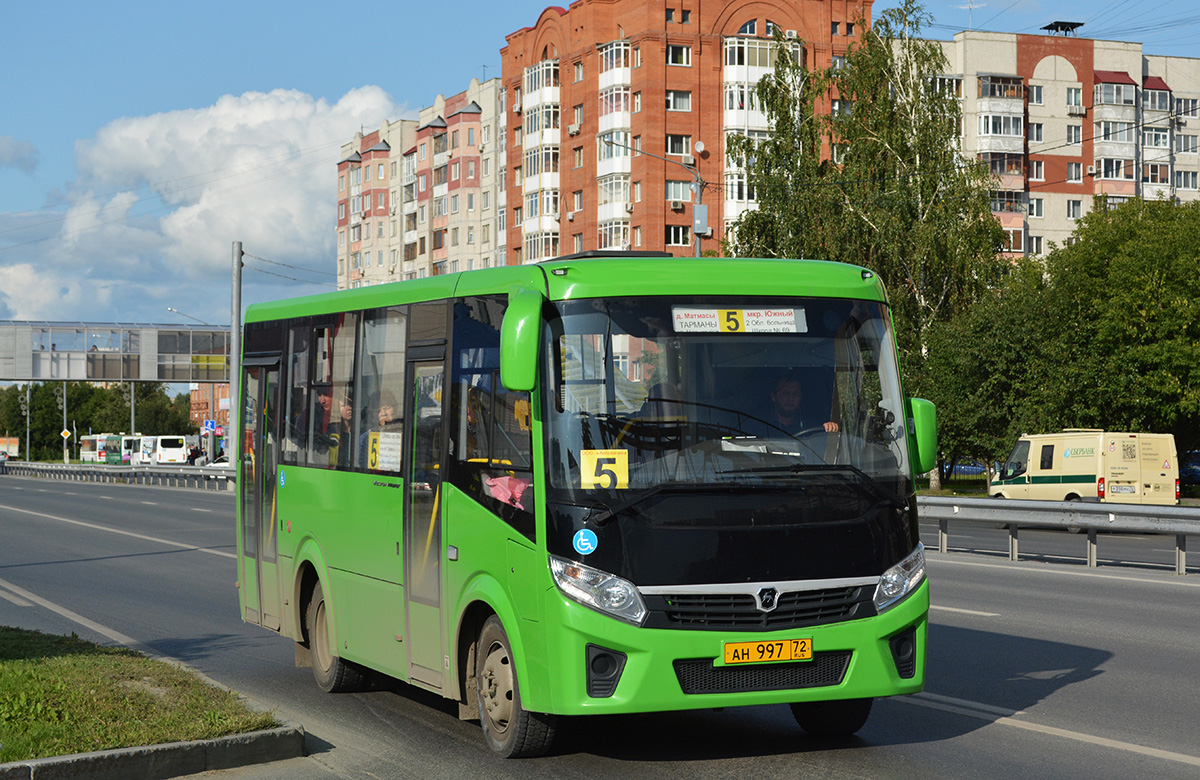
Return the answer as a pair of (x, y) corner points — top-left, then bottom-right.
(500, 287), (545, 393)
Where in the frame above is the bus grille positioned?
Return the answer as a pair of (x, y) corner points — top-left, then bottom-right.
(673, 652), (852, 695)
(645, 586), (872, 631)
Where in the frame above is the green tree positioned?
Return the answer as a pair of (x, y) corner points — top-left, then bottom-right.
(929, 197), (1200, 471)
(726, 0), (1005, 485)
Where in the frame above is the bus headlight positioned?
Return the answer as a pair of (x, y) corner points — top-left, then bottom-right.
(873, 543), (926, 613)
(550, 555), (647, 625)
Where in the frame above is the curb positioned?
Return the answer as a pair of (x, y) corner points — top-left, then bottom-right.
(0, 722), (305, 780)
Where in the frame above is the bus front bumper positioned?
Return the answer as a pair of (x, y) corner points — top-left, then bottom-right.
(529, 580), (929, 716)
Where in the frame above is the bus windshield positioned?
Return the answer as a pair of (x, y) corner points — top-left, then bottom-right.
(544, 296), (912, 507)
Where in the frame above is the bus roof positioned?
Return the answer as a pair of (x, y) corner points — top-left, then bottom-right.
(244, 257), (889, 324)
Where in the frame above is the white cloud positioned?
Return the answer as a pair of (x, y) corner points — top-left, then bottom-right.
(0, 136), (38, 174)
(1, 86), (404, 323)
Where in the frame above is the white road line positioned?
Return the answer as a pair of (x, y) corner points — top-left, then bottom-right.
(141, 501), (159, 506)
(929, 553), (1200, 587)
(0, 575), (159, 656)
(930, 605), (1000, 617)
(902, 692), (1200, 768)
(0, 504), (235, 559)
(191, 508), (213, 513)
(0, 587), (33, 607)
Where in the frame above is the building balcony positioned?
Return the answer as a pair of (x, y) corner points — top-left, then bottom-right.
(598, 68), (631, 90)
(598, 112), (631, 135)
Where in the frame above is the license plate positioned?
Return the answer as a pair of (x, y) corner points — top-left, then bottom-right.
(723, 638), (813, 665)
(1110, 485), (1136, 494)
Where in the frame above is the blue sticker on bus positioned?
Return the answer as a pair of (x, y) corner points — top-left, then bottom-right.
(573, 529), (598, 555)
(279, 469), (285, 489)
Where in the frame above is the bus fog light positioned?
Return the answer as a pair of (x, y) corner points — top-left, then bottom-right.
(873, 543), (926, 613)
(550, 555), (647, 624)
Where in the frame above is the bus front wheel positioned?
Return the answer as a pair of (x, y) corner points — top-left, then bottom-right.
(791, 697), (873, 736)
(306, 580), (365, 693)
(476, 615), (556, 757)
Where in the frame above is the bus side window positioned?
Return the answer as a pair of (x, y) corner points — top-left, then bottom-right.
(283, 325), (309, 466)
(449, 296), (535, 539)
(1040, 444), (1054, 471)
(306, 313), (358, 470)
(356, 305), (408, 473)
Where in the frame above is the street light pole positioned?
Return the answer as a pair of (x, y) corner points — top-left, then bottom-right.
(167, 307), (212, 326)
(602, 137), (708, 257)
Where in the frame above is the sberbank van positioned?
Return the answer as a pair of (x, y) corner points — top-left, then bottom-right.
(991, 429), (1179, 504)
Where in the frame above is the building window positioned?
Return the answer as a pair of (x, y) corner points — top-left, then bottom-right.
(1028, 197), (1043, 218)
(1067, 162), (1082, 182)
(599, 41), (631, 72)
(1143, 127), (1170, 148)
(978, 75), (1023, 99)
(1029, 85), (1043, 105)
(666, 224), (691, 246)
(597, 219), (629, 249)
(1176, 97), (1199, 117)
(574, 147), (584, 168)
(1176, 170), (1199, 189)
(666, 8), (674, 22)
(665, 180), (693, 201)
(1100, 159), (1135, 180)
(1177, 134), (1198, 154)
(832, 22), (840, 35)
(666, 90), (691, 111)
(1099, 121), (1136, 142)
(1143, 89), (1171, 111)
(339, 175), (345, 191)
(1067, 200), (1082, 219)
(681, 9), (690, 23)
(1003, 228), (1023, 252)
(978, 114), (1024, 136)
(1143, 163), (1170, 184)
(846, 21), (854, 35)
(574, 61), (583, 82)
(1067, 87), (1083, 107)
(666, 134), (691, 155)
(1067, 125), (1082, 145)
(738, 19), (756, 35)
(1029, 235), (1043, 255)
(600, 86), (631, 116)
(1029, 123), (1043, 142)
(667, 45), (691, 66)
(1095, 83), (1135, 106)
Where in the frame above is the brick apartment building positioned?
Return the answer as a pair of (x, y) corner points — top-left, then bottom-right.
(501, 0), (871, 262)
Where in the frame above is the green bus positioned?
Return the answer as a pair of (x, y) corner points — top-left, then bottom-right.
(236, 254), (936, 757)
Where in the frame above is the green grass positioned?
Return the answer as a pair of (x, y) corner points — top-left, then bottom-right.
(0, 627), (278, 763)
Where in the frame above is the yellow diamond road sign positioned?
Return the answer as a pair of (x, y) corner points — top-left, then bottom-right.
(61, 429), (71, 439)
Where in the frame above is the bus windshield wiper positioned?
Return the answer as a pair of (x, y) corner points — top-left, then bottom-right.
(584, 482), (767, 526)
(717, 462), (908, 510)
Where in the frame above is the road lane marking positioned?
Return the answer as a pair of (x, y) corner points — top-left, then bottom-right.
(0, 575), (160, 656)
(141, 501), (159, 505)
(0, 587), (33, 607)
(191, 508), (213, 513)
(929, 554), (1200, 588)
(930, 605), (1000, 617)
(0, 504), (235, 559)
(903, 692), (1200, 768)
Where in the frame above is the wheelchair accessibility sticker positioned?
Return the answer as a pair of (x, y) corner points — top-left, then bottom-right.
(573, 529), (598, 555)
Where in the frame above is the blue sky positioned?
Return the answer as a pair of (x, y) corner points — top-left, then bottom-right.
(1, 0), (1197, 326)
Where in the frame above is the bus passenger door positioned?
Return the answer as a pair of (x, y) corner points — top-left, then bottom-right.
(240, 362), (282, 630)
(404, 360), (445, 689)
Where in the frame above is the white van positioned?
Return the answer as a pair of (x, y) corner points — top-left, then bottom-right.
(141, 435), (188, 465)
(991, 429), (1179, 505)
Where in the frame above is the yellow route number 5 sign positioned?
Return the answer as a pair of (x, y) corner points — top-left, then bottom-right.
(581, 449), (629, 490)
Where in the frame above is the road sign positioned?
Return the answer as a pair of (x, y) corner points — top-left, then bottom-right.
(61, 429), (71, 440)
(203, 419), (216, 432)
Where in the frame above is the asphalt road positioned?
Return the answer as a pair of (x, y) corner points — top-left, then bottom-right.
(2, 476), (1199, 779)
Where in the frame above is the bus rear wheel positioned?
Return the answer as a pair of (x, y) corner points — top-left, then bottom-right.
(791, 697), (873, 736)
(476, 615), (556, 757)
(306, 581), (365, 693)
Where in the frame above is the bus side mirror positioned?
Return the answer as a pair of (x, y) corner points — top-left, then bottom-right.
(500, 287), (544, 393)
(907, 398), (937, 475)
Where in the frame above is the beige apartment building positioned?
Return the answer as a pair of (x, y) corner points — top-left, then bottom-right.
(935, 29), (1200, 257)
(336, 78), (506, 289)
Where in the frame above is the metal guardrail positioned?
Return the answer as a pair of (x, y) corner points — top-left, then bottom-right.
(0, 461), (236, 491)
(918, 496), (1197, 575)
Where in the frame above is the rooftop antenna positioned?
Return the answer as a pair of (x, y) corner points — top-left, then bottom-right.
(956, 1), (986, 30)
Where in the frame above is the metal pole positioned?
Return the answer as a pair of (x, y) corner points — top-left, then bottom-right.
(62, 381), (68, 464)
(231, 241), (243, 465)
(23, 384), (29, 462)
(130, 382), (136, 436)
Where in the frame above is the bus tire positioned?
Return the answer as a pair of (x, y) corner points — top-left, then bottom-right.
(476, 615), (556, 758)
(306, 580), (365, 693)
(791, 697), (873, 736)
